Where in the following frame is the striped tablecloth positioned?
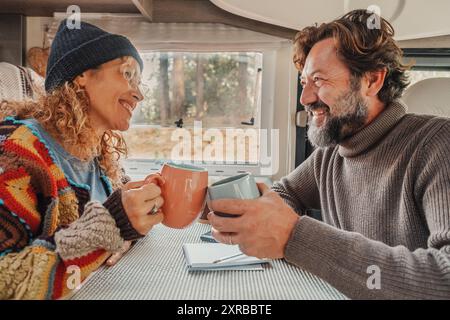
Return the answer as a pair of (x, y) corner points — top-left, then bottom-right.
(70, 223), (347, 300)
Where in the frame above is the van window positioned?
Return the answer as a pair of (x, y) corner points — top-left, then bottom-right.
(403, 49), (450, 87)
(123, 51), (263, 169)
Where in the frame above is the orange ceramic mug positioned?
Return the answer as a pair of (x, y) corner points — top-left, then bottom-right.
(159, 162), (208, 229)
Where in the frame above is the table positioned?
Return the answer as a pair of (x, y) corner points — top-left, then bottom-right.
(70, 223), (347, 300)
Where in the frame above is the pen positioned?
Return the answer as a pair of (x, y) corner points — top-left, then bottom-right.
(213, 253), (245, 264)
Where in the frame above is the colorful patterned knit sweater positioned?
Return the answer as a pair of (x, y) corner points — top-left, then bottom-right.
(0, 117), (143, 299)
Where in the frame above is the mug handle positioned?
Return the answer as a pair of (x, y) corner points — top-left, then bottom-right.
(144, 172), (165, 187)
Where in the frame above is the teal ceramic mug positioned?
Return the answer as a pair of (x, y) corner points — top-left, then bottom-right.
(207, 173), (261, 218)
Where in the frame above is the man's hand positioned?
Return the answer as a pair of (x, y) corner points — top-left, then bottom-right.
(208, 183), (300, 259)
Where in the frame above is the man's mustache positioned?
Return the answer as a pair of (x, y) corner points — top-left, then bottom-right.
(305, 100), (330, 113)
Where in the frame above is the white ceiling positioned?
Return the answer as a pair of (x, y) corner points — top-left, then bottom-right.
(210, 0), (450, 40)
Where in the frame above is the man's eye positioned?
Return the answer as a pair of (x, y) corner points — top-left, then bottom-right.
(313, 77), (324, 86)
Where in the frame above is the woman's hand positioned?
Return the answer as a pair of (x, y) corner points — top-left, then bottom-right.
(106, 240), (132, 266)
(121, 174), (166, 235)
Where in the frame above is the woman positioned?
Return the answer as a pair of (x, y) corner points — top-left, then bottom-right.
(0, 20), (164, 299)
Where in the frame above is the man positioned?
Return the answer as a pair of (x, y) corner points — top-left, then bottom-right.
(207, 10), (450, 299)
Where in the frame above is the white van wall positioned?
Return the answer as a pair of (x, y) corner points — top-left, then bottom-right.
(272, 45), (298, 181)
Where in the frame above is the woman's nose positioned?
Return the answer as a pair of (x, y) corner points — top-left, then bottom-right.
(133, 87), (144, 102)
(300, 83), (318, 107)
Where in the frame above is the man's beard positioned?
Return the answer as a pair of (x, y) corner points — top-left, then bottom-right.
(306, 85), (369, 148)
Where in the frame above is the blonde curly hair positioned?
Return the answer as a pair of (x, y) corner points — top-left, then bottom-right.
(0, 73), (129, 190)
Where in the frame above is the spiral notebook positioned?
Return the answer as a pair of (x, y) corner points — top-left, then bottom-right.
(182, 243), (269, 271)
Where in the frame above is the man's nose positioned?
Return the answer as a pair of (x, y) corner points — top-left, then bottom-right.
(300, 83), (318, 107)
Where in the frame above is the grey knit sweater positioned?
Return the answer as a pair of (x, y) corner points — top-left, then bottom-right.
(272, 100), (450, 299)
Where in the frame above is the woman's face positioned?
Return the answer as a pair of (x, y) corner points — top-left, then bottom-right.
(76, 57), (144, 132)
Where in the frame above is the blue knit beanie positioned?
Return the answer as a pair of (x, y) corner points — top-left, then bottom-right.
(45, 19), (143, 92)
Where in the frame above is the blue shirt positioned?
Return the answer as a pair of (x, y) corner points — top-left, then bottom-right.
(20, 118), (110, 202)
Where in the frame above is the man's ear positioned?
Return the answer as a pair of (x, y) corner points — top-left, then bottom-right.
(74, 72), (88, 88)
(365, 69), (387, 97)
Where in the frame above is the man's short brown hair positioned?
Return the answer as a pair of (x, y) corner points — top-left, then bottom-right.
(293, 9), (410, 105)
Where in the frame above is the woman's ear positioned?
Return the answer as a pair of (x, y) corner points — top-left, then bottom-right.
(74, 72), (88, 88)
(364, 69), (387, 97)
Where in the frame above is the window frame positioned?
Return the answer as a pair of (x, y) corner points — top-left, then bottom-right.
(403, 48), (450, 71)
(122, 48), (278, 179)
